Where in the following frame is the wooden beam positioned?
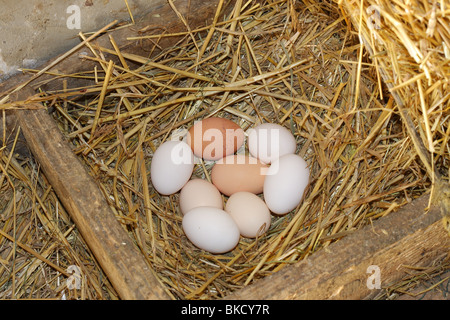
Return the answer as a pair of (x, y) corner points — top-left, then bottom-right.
(225, 194), (449, 299)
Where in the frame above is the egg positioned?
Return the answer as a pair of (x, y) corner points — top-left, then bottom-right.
(211, 154), (268, 196)
(225, 192), (271, 238)
(248, 123), (297, 164)
(150, 140), (194, 195)
(182, 206), (240, 254)
(263, 154), (309, 215)
(179, 178), (223, 215)
(186, 117), (245, 161)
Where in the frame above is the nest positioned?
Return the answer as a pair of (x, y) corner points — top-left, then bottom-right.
(0, 0), (449, 299)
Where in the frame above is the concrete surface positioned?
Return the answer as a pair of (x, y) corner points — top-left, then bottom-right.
(0, 0), (166, 82)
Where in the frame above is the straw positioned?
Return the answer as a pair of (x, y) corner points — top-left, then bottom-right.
(0, 132), (113, 299)
(2, 0), (448, 299)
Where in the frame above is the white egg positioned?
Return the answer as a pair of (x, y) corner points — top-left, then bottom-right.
(225, 192), (271, 238)
(248, 123), (297, 164)
(263, 154), (309, 215)
(150, 140), (194, 195)
(179, 179), (223, 215)
(182, 207), (240, 254)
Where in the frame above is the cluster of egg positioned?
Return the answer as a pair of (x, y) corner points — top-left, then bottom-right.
(150, 117), (309, 254)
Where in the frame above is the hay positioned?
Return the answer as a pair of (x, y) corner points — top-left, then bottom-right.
(0, 130), (117, 299)
(337, 0), (450, 219)
(0, 0), (448, 299)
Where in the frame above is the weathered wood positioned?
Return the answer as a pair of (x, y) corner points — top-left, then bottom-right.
(226, 194), (450, 300)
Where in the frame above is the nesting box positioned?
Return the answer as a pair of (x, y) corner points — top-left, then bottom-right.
(0, 0), (449, 300)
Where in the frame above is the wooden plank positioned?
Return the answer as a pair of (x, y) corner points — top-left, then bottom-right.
(226, 194), (450, 300)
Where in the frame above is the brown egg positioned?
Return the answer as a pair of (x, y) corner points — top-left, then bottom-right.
(186, 117), (245, 161)
(211, 154), (268, 196)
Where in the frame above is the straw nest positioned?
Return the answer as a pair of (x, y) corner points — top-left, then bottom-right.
(1, 0), (449, 299)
